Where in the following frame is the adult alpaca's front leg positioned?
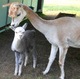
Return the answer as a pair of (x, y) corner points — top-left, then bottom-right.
(43, 45), (58, 75)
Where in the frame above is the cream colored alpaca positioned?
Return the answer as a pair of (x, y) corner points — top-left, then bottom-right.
(3, 2), (80, 79)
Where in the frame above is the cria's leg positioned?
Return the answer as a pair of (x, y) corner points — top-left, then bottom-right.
(14, 52), (19, 76)
(18, 53), (23, 76)
(24, 52), (28, 66)
(59, 46), (68, 79)
(32, 46), (37, 68)
(43, 45), (58, 75)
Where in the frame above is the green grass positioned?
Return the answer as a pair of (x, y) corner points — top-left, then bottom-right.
(43, 2), (80, 16)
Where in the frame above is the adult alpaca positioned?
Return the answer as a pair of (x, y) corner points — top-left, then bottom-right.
(3, 2), (80, 79)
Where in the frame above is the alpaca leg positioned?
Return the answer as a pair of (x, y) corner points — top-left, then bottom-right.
(24, 53), (28, 66)
(59, 47), (68, 79)
(18, 53), (23, 76)
(14, 52), (19, 76)
(32, 47), (37, 68)
(43, 45), (58, 75)
(33, 51), (37, 68)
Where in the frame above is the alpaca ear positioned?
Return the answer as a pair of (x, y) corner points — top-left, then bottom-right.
(16, 3), (23, 7)
(2, 3), (12, 7)
(22, 23), (28, 30)
(17, 4), (22, 7)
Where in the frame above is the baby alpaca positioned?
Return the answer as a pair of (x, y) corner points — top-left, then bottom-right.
(11, 23), (37, 76)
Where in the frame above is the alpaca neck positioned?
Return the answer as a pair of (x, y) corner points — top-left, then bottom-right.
(12, 36), (24, 52)
(13, 37), (21, 46)
(23, 5), (48, 34)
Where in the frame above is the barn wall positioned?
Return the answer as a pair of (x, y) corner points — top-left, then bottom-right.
(0, 0), (44, 32)
(0, 0), (8, 27)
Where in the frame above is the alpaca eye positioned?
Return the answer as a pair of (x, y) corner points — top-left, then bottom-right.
(17, 13), (21, 17)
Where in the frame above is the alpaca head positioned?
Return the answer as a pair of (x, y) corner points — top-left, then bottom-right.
(14, 23), (27, 40)
(3, 2), (26, 27)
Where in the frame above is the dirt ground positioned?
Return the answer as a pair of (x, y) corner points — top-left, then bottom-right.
(0, 16), (80, 79)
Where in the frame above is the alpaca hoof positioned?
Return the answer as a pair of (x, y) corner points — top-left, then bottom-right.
(24, 63), (27, 67)
(33, 64), (36, 69)
(18, 72), (21, 76)
(14, 72), (17, 76)
(59, 76), (64, 79)
(42, 71), (48, 75)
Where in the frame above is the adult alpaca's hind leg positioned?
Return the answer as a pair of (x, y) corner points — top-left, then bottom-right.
(59, 46), (68, 79)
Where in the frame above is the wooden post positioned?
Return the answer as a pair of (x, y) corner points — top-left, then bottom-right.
(37, 0), (44, 13)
